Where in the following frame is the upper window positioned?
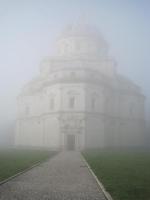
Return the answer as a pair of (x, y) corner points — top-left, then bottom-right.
(91, 97), (96, 110)
(50, 98), (55, 110)
(70, 71), (76, 78)
(91, 93), (98, 110)
(25, 106), (30, 115)
(129, 103), (135, 116)
(69, 97), (75, 109)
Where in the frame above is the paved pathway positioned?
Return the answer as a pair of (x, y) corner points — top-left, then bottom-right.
(0, 151), (106, 200)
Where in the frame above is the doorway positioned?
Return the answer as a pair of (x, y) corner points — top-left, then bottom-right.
(66, 135), (75, 150)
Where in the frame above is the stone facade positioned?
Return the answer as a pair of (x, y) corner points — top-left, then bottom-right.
(15, 24), (145, 150)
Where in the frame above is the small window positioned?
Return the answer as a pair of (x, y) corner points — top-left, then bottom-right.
(54, 74), (57, 78)
(130, 103), (134, 116)
(25, 106), (30, 115)
(76, 42), (81, 50)
(91, 97), (96, 110)
(70, 71), (76, 78)
(50, 98), (55, 110)
(69, 97), (75, 109)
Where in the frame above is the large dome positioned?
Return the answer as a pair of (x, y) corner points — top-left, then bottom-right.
(61, 23), (102, 38)
(56, 23), (108, 58)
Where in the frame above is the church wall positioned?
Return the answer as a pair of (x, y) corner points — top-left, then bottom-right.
(104, 117), (116, 147)
(17, 94), (44, 118)
(15, 24), (146, 150)
(85, 115), (105, 148)
(101, 88), (146, 148)
(44, 115), (60, 149)
(85, 84), (105, 113)
(117, 93), (145, 119)
(77, 130), (85, 150)
(103, 117), (145, 148)
(115, 92), (145, 147)
(15, 118), (44, 147)
(15, 115), (60, 149)
(116, 119), (145, 147)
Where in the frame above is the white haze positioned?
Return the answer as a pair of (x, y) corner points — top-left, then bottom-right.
(0, 0), (150, 145)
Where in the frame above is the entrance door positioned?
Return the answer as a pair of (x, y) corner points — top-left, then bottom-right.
(66, 135), (75, 150)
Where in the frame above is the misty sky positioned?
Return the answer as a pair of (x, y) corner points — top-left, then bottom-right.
(0, 0), (150, 128)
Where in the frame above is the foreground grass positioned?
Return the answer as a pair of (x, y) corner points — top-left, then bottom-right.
(0, 148), (57, 182)
(83, 149), (150, 200)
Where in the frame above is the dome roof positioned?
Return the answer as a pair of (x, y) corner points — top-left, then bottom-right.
(56, 23), (108, 58)
(60, 23), (102, 39)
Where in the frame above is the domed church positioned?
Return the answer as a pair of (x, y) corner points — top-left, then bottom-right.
(15, 23), (145, 150)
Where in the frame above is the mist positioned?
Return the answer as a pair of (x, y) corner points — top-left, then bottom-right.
(0, 0), (150, 148)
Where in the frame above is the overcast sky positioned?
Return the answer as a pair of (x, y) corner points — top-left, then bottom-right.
(0, 0), (150, 128)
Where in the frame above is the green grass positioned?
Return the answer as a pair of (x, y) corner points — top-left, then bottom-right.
(0, 148), (57, 182)
(83, 149), (150, 200)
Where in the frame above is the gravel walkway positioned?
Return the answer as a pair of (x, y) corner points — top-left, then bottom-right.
(0, 151), (106, 200)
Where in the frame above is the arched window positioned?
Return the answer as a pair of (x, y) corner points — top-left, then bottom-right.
(70, 71), (76, 78)
(49, 92), (56, 110)
(91, 97), (96, 110)
(129, 103), (135, 117)
(67, 90), (79, 109)
(50, 98), (55, 110)
(25, 106), (30, 115)
(91, 93), (98, 110)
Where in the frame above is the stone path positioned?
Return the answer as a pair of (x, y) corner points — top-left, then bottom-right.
(0, 151), (106, 200)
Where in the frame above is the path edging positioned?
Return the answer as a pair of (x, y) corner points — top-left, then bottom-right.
(0, 154), (57, 186)
(80, 153), (114, 200)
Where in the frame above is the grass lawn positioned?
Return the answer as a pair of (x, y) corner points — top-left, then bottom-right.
(82, 149), (150, 200)
(0, 148), (57, 182)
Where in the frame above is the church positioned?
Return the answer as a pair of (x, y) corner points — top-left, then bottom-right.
(15, 23), (145, 150)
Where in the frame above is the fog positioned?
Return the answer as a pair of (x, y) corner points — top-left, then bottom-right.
(0, 0), (150, 147)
